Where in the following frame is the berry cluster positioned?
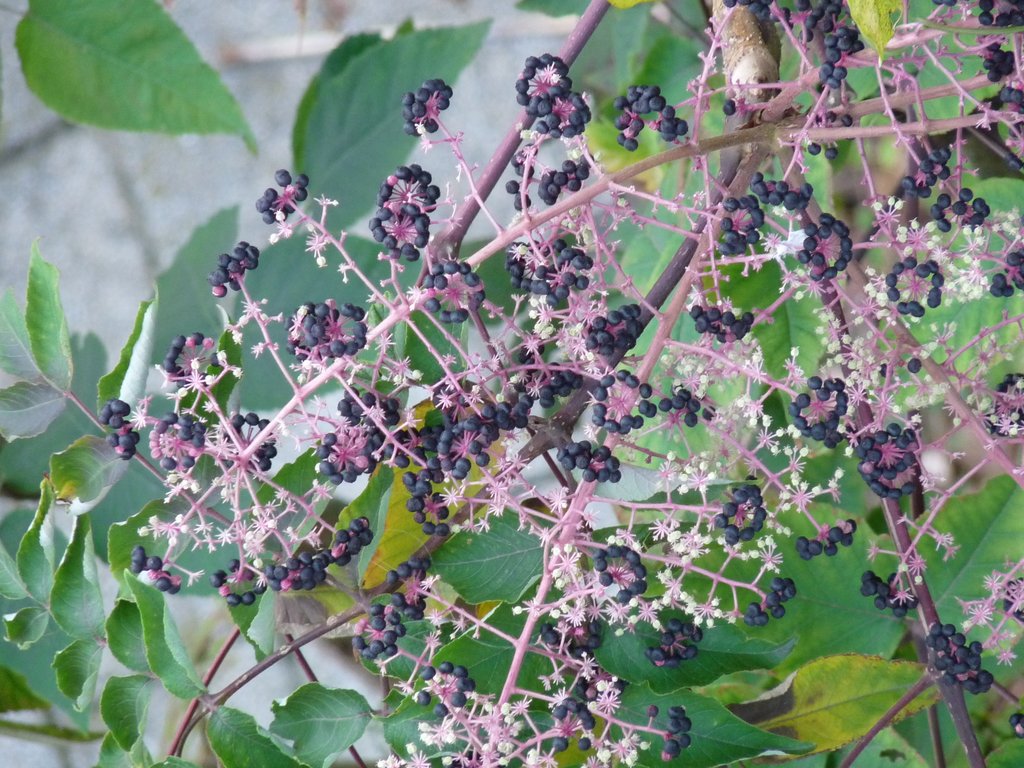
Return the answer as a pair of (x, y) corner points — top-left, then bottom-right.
(369, 164), (440, 262)
(539, 620), (603, 659)
(661, 705), (694, 759)
(790, 376), (848, 447)
(415, 661), (478, 716)
(749, 173), (814, 212)
(926, 623), (994, 694)
(658, 384), (708, 428)
(211, 559), (266, 606)
(820, 26), (864, 89)
(989, 249), (1024, 298)
(515, 54), (591, 139)
(403, 470), (452, 537)
(255, 169), (309, 224)
(983, 43), (1015, 83)
(99, 398), (140, 460)
(714, 484), (768, 546)
(611, 84), (688, 151)
(584, 303), (643, 360)
(505, 239), (593, 306)
(797, 0), (846, 38)
(317, 391), (402, 484)
(854, 423), (919, 498)
(690, 304), (755, 343)
(287, 300), (368, 363)
(975, 0), (1024, 27)
(593, 544), (648, 602)
(797, 213), (853, 281)
(538, 159), (591, 206)
(719, 195), (765, 255)
(929, 188), (990, 232)
(884, 256), (944, 317)
(402, 78), (452, 135)
(795, 519), (856, 560)
(163, 333), (221, 381)
(592, 370), (652, 435)
(228, 412), (277, 473)
(645, 617), (703, 667)
(551, 695), (597, 735)
(900, 148), (951, 199)
(557, 440), (623, 484)
(744, 576), (797, 626)
(208, 241), (260, 297)
(722, 0), (774, 22)
(150, 412), (206, 471)
(860, 570), (919, 617)
(129, 546), (181, 593)
(987, 372), (1024, 436)
(423, 260), (485, 323)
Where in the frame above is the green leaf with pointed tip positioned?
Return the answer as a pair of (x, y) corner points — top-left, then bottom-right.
(51, 514), (105, 639)
(106, 599), (149, 673)
(0, 540), (27, 600)
(4, 605), (49, 649)
(597, 618), (795, 692)
(270, 684), (371, 768)
(95, 732), (152, 768)
(126, 577), (205, 699)
(50, 435), (130, 510)
(433, 513), (543, 603)
(53, 638), (102, 711)
(298, 22), (490, 229)
(0, 665), (49, 711)
(98, 298), (156, 408)
(354, 465), (400, 585)
(730, 655), (935, 753)
(17, 480), (55, 602)
(208, 707), (304, 768)
(405, 311), (468, 386)
(100, 674), (154, 751)
(16, 0), (255, 148)
(229, 589), (277, 661)
(24, 243), (72, 389)
(849, 0), (901, 59)
(0, 379), (66, 440)
(0, 288), (37, 380)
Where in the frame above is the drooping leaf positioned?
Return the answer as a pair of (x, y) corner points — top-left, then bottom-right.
(0, 288), (38, 381)
(16, 480), (55, 602)
(0, 664), (49, 712)
(100, 674), (154, 751)
(3, 605), (49, 649)
(354, 465), (403, 586)
(269, 684), (372, 768)
(849, 0), (901, 59)
(730, 655), (935, 753)
(597, 618), (795, 692)
(49, 435), (130, 511)
(207, 707), (304, 768)
(97, 298), (157, 408)
(16, 0), (255, 147)
(95, 732), (153, 768)
(432, 513), (543, 603)
(0, 379), (66, 440)
(52, 637), (102, 710)
(106, 598), (150, 674)
(24, 243), (72, 390)
(229, 589), (277, 661)
(0, 540), (27, 600)
(297, 22), (490, 229)
(125, 576), (205, 699)
(51, 513), (105, 639)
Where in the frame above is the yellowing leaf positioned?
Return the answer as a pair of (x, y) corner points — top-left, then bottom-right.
(849, 0), (901, 59)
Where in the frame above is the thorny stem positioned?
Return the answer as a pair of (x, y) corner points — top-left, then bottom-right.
(837, 675), (933, 768)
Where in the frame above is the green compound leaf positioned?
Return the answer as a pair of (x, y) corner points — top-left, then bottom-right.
(0, 288), (38, 381)
(4, 605), (49, 649)
(16, 480), (55, 602)
(849, 0), (901, 59)
(126, 576), (205, 699)
(208, 707), (304, 768)
(0, 665), (49, 712)
(298, 22), (490, 229)
(98, 298), (156, 408)
(0, 379), (66, 440)
(51, 513), (105, 640)
(432, 513), (543, 603)
(270, 684), (371, 768)
(16, 0), (255, 148)
(52, 637), (102, 711)
(106, 599), (149, 674)
(618, 682), (811, 766)
(100, 674), (153, 752)
(49, 435), (130, 511)
(25, 242), (72, 390)
(730, 655), (935, 753)
(596, 618), (795, 692)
